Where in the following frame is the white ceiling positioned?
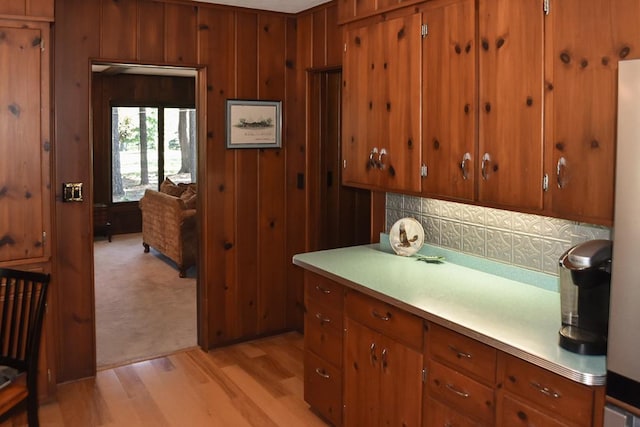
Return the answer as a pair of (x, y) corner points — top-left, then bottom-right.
(196, 0), (331, 13)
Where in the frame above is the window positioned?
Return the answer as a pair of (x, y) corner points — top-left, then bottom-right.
(111, 106), (197, 203)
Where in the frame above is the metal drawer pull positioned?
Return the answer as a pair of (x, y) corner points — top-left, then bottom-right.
(381, 348), (388, 369)
(530, 381), (561, 399)
(448, 345), (472, 359)
(315, 284), (331, 294)
(445, 383), (470, 398)
(372, 310), (392, 321)
(315, 312), (331, 324)
(315, 368), (330, 379)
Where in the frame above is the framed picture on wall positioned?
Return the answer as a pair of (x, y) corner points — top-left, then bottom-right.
(226, 99), (282, 148)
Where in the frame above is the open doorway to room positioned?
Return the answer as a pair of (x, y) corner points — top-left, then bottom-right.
(91, 63), (200, 368)
(308, 69), (371, 250)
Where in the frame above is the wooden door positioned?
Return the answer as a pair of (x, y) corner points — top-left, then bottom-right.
(0, 21), (49, 264)
(422, 0), (476, 201)
(545, 0), (640, 225)
(379, 334), (423, 427)
(343, 318), (381, 426)
(478, 0), (544, 210)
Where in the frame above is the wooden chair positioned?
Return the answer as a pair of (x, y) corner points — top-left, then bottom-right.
(0, 268), (50, 427)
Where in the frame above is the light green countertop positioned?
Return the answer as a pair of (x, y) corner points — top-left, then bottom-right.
(293, 242), (606, 386)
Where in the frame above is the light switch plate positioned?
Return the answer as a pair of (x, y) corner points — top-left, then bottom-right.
(62, 182), (83, 202)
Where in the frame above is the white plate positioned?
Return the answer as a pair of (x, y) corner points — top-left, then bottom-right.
(389, 217), (424, 256)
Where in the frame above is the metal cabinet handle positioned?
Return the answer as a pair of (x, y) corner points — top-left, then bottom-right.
(481, 152), (491, 180)
(372, 310), (392, 321)
(368, 147), (379, 168)
(461, 152), (472, 180)
(378, 148), (387, 170)
(315, 312), (331, 325)
(530, 381), (561, 399)
(556, 156), (568, 189)
(381, 348), (388, 369)
(445, 383), (470, 398)
(370, 342), (377, 365)
(448, 345), (472, 359)
(315, 284), (330, 294)
(315, 368), (330, 379)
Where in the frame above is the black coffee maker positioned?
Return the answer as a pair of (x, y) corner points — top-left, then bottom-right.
(558, 239), (612, 355)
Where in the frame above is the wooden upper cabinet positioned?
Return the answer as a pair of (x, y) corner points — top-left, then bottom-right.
(478, 0), (544, 211)
(421, 0), (476, 202)
(545, 0), (640, 225)
(0, 20), (50, 264)
(0, 0), (53, 20)
(342, 12), (422, 192)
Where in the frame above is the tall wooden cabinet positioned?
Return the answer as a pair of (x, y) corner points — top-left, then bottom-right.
(0, 13), (55, 402)
(0, 20), (51, 265)
(342, 12), (422, 193)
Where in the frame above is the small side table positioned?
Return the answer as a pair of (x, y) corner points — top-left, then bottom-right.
(93, 203), (112, 242)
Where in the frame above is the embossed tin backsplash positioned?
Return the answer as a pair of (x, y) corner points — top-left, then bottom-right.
(386, 193), (611, 276)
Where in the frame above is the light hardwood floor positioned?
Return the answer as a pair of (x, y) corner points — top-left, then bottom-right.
(1, 332), (329, 427)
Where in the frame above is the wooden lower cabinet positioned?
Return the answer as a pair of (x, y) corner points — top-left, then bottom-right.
(303, 272), (344, 425)
(343, 297), (424, 427)
(302, 274), (604, 427)
(426, 397), (485, 427)
(497, 353), (603, 427)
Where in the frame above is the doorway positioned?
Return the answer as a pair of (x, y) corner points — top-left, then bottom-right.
(90, 63), (201, 368)
(309, 69), (371, 250)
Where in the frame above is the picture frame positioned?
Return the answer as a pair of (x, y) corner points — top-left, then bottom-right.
(226, 99), (282, 148)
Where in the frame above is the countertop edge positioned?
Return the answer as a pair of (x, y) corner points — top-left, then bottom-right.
(293, 256), (606, 387)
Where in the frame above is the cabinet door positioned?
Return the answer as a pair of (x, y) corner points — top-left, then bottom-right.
(0, 21), (49, 263)
(344, 318), (381, 426)
(478, 0), (544, 210)
(379, 333), (423, 427)
(379, 13), (422, 193)
(422, 0), (476, 201)
(546, 0), (640, 225)
(342, 24), (376, 188)
(342, 13), (422, 192)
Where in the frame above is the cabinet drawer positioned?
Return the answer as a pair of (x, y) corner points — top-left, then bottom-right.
(499, 393), (571, 427)
(500, 354), (593, 426)
(305, 298), (343, 367)
(425, 397), (484, 427)
(345, 290), (423, 350)
(427, 360), (495, 425)
(428, 323), (497, 384)
(304, 350), (343, 426)
(305, 271), (344, 310)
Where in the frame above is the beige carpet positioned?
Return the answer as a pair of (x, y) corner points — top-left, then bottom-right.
(94, 232), (197, 368)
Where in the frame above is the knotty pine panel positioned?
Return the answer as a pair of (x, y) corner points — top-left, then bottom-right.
(257, 14), (287, 334)
(100, 0), (137, 60)
(312, 9), (326, 68)
(54, 0), (101, 382)
(285, 15), (306, 331)
(325, 4), (341, 66)
(197, 7), (235, 346)
(137, 0), (165, 62)
(53, 0), (339, 381)
(165, 3), (197, 64)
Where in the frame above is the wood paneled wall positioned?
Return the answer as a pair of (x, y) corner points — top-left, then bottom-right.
(0, 0), (54, 21)
(54, 0), (341, 382)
